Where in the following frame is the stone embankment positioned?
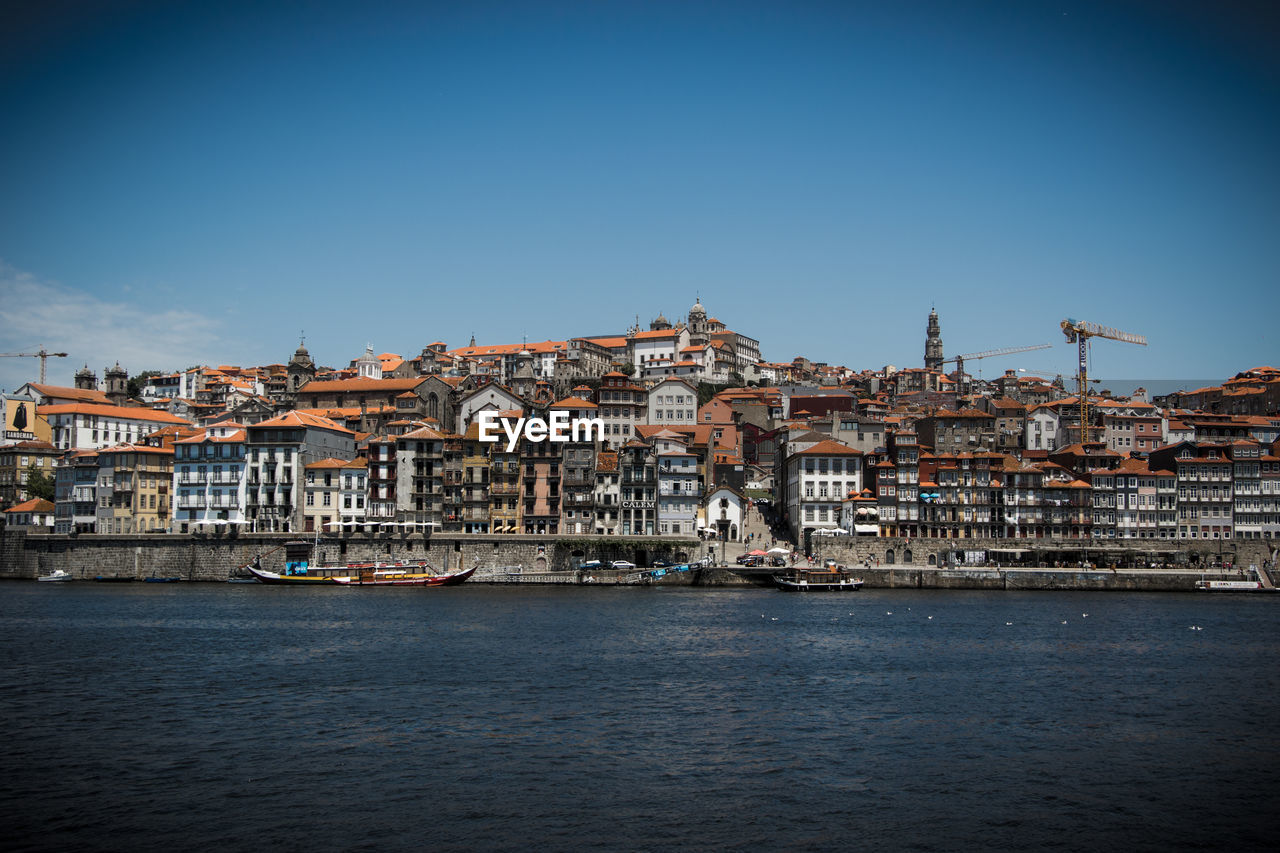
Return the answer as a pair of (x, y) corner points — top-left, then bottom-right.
(1, 528), (1272, 592)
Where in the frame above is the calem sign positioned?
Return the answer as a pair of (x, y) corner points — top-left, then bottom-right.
(477, 410), (605, 452)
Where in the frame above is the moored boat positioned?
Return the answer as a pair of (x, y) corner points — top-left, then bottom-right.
(348, 563), (477, 586)
(773, 563), (864, 592)
(37, 569), (73, 583)
(1194, 579), (1272, 592)
(244, 559), (352, 585)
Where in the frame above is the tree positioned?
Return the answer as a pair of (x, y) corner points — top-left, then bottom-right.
(128, 370), (162, 400)
(619, 362), (636, 377)
(24, 462), (55, 502)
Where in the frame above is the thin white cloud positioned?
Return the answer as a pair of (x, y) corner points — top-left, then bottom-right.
(0, 261), (233, 392)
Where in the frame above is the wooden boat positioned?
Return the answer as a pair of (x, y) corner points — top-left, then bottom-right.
(244, 560), (352, 585)
(348, 564), (477, 586)
(773, 564), (864, 592)
(242, 556), (476, 587)
(144, 576), (183, 583)
(37, 569), (73, 582)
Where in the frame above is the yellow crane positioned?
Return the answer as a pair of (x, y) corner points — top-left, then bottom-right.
(1060, 318), (1147, 443)
(0, 347), (68, 384)
(940, 343), (1054, 380)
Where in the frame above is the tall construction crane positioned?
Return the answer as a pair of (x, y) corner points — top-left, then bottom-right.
(0, 347), (68, 384)
(1060, 318), (1147, 443)
(941, 343), (1054, 379)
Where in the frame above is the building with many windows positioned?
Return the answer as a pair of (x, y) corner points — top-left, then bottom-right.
(43, 403), (191, 452)
(783, 439), (864, 549)
(244, 411), (356, 533)
(596, 372), (647, 448)
(0, 440), (59, 510)
(646, 378), (698, 427)
(618, 440), (656, 535)
(303, 457), (368, 533)
(1149, 442), (1236, 541)
(396, 425), (446, 533)
(654, 430), (699, 537)
(94, 444), (174, 534)
(173, 421), (248, 532)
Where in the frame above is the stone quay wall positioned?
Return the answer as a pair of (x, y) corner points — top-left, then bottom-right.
(0, 529), (702, 582)
(1, 528), (1273, 591)
(808, 535), (1275, 573)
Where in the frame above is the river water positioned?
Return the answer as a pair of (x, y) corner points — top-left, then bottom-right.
(2, 583), (1277, 852)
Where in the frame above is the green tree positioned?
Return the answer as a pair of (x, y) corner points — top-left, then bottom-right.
(619, 362), (636, 376)
(24, 462), (55, 502)
(128, 370), (162, 399)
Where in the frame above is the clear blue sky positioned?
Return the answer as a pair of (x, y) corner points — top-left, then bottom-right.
(1, 0), (1276, 393)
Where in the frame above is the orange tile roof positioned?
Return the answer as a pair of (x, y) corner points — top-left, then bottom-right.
(401, 425), (445, 440)
(24, 384), (110, 404)
(583, 336), (628, 349)
(97, 442), (174, 456)
(549, 396), (598, 409)
(6, 498), (55, 514)
(254, 411), (353, 433)
(37, 403), (192, 425)
(448, 340), (567, 357)
(305, 457), (367, 469)
(633, 329), (681, 340)
(6, 439), (57, 451)
(793, 439), (863, 457)
(299, 377), (428, 394)
(175, 429), (246, 444)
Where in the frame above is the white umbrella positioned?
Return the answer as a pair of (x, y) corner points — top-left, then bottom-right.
(767, 546), (790, 555)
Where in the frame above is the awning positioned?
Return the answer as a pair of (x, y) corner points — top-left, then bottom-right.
(854, 524), (879, 534)
(987, 548), (1028, 556)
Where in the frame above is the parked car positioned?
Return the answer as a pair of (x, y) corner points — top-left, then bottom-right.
(581, 560), (603, 570)
(611, 560), (636, 570)
(651, 559), (673, 568)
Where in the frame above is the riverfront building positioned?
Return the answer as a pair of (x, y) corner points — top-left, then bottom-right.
(173, 421), (248, 532)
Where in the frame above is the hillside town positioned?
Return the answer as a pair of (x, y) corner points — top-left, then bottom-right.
(3, 301), (1279, 556)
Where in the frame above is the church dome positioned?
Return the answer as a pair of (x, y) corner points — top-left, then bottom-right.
(690, 299), (706, 318)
